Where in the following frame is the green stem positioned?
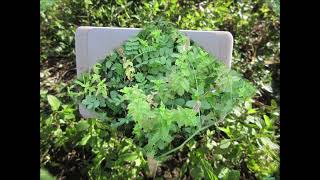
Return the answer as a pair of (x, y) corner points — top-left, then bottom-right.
(156, 121), (217, 159)
(132, 53), (144, 61)
(185, 54), (202, 125)
(157, 115), (227, 160)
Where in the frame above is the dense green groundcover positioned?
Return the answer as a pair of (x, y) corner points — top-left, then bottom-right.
(40, 0), (279, 179)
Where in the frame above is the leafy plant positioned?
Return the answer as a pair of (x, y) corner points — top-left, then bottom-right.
(41, 0), (280, 179)
(70, 21), (257, 173)
(41, 93), (147, 179)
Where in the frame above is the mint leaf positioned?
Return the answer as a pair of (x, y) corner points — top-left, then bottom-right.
(186, 100), (197, 108)
(263, 115), (272, 128)
(47, 95), (61, 111)
(220, 139), (231, 149)
(201, 100), (211, 110)
(76, 120), (90, 131)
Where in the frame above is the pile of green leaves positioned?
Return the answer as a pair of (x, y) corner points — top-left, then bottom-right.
(70, 21), (256, 159)
(40, 0), (280, 95)
(41, 0), (280, 178)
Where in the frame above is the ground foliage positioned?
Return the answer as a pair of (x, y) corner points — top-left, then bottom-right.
(40, 0), (280, 179)
(70, 21), (256, 158)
